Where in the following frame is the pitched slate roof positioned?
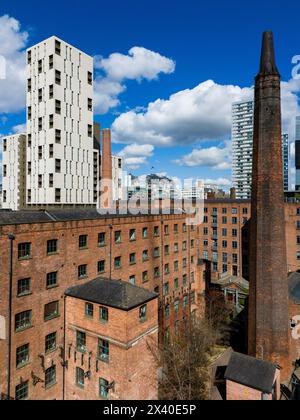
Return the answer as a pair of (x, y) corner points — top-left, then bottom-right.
(65, 277), (158, 311)
(225, 352), (277, 394)
(288, 272), (300, 304)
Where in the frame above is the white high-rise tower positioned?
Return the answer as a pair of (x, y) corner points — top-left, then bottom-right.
(26, 36), (99, 206)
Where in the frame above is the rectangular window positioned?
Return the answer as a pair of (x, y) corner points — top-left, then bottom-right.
(49, 84), (54, 99)
(38, 88), (43, 102)
(129, 253), (136, 265)
(55, 129), (61, 143)
(153, 226), (159, 236)
(18, 242), (31, 260)
(98, 260), (105, 273)
(55, 188), (61, 203)
(38, 59), (43, 73)
(45, 332), (57, 353)
(76, 331), (86, 353)
(15, 310), (32, 332)
(76, 367), (85, 388)
(100, 306), (109, 323)
(85, 302), (94, 318)
(99, 378), (109, 399)
(98, 339), (109, 362)
(79, 234), (88, 249)
(164, 282), (169, 295)
(174, 299), (179, 313)
(78, 264), (87, 279)
(49, 54), (53, 69)
(17, 278), (31, 297)
(164, 245), (169, 255)
(88, 124), (93, 137)
(142, 271), (148, 283)
(139, 304), (147, 322)
(88, 71), (93, 85)
(27, 50), (31, 64)
(47, 239), (58, 254)
(15, 381), (28, 400)
(88, 98), (93, 111)
(142, 227), (148, 238)
(115, 231), (121, 243)
(154, 267), (160, 278)
(142, 250), (149, 261)
(174, 243), (179, 253)
(164, 264), (169, 274)
(16, 344), (29, 368)
(96, 232), (106, 248)
(153, 247), (160, 258)
(55, 99), (61, 114)
(44, 301), (59, 321)
(164, 225), (169, 235)
(55, 69), (61, 85)
(27, 78), (31, 92)
(45, 365), (56, 388)
(129, 229), (136, 241)
(129, 275), (136, 285)
(55, 159), (61, 173)
(46, 272), (58, 288)
(55, 40), (61, 55)
(114, 256), (121, 269)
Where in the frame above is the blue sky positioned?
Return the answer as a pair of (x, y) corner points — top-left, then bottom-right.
(1, 0), (300, 188)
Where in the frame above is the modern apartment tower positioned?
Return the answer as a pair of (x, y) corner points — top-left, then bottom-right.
(232, 101), (289, 198)
(295, 116), (300, 190)
(26, 36), (99, 206)
(232, 101), (254, 199)
(1, 134), (27, 210)
(282, 133), (289, 192)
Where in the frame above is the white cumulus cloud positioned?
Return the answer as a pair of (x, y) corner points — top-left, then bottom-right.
(0, 15), (28, 114)
(95, 46), (175, 82)
(112, 78), (300, 147)
(174, 141), (232, 170)
(118, 143), (154, 170)
(94, 47), (175, 115)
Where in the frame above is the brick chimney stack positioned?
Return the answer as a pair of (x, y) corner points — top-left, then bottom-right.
(248, 32), (290, 377)
(100, 128), (113, 209)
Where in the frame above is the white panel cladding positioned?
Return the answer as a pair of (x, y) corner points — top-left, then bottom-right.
(26, 36), (98, 205)
(1, 134), (26, 210)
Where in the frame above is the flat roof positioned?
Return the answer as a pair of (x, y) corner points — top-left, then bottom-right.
(65, 277), (158, 311)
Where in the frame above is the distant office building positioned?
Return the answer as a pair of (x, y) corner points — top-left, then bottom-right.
(232, 101), (289, 198)
(232, 101), (254, 199)
(282, 133), (289, 192)
(1, 134), (27, 210)
(295, 116), (300, 191)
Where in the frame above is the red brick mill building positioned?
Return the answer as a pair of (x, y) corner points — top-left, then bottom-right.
(0, 195), (300, 400)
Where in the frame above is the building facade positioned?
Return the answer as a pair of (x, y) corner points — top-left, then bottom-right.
(232, 100), (289, 198)
(295, 116), (300, 191)
(232, 101), (254, 199)
(26, 36), (99, 206)
(1, 134), (27, 211)
(0, 210), (204, 400)
(64, 278), (158, 400)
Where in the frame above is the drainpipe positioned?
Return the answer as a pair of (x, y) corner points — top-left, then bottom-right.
(7, 233), (15, 400)
(109, 224), (113, 280)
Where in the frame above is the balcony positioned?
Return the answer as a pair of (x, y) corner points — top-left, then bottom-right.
(211, 222), (218, 228)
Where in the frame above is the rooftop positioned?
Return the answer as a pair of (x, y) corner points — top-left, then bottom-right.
(65, 277), (158, 311)
(225, 352), (278, 394)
